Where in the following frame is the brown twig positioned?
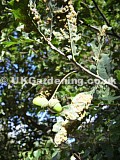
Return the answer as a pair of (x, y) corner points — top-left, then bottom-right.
(79, 19), (120, 39)
(92, 0), (120, 40)
(74, 153), (82, 160)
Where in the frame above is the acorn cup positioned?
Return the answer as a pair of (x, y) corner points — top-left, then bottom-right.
(33, 96), (49, 108)
(48, 99), (63, 113)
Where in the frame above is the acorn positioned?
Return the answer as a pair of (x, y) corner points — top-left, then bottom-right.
(53, 103), (63, 113)
(48, 99), (62, 113)
(33, 96), (49, 108)
(48, 99), (59, 108)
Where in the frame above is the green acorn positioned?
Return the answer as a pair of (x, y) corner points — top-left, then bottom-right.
(48, 99), (59, 108)
(53, 103), (63, 113)
(48, 99), (62, 113)
(33, 96), (49, 108)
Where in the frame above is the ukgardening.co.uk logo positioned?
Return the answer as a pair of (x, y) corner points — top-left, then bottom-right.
(0, 76), (117, 86)
(0, 77), (8, 84)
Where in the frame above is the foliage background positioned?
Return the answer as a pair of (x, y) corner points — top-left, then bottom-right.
(0, 0), (120, 159)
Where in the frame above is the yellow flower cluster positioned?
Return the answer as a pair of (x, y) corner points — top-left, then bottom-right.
(62, 93), (93, 120)
(72, 92), (93, 108)
(99, 25), (110, 36)
(29, 5), (41, 24)
(54, 127), (67, 145)
(66, 2), (77, 26)
(53, 0), (80, 55)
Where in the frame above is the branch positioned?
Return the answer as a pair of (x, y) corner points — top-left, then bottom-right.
(79, 19), (120, 39)
(25, 114), (52, 132)
(45, 42), (119, 90)
(40, 32), (66, 57)
(92, 0), (120, 40)
(31, 16), (120, 91)
(92, 0), (109, 26)
(73, 61), (120, 90)
(36, 30), (119, 90)
(79, 20), (99, 32)
(41, 35), (120, 90)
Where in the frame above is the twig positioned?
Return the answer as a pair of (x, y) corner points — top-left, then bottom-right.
(92, 0), (109, 26)
(74, 153), (82, 160)
(39, 31), (119, 90)
(51, 70), (77, 99)
(45, 40), (120, 90)
(92, 0), (120, 40)
(31, 14), (120, 91)
(41, 35), (120, 90)
(37, 30), (119, 90)
(73, 61), (120, 90)
(79, 19), (119, 39)
(79, 19), (99, 32)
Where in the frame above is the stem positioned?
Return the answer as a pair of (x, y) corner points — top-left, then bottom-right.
(41, 33), (119, 90)
(51, 70), (77, 99)
(31, 13), (120, 91)
(68, 19), (75, 60)
(43, 34), (119, 90)
(80, 19), (120, 39)
(74, 60), (119, 90)
(92, 0), (120, 40)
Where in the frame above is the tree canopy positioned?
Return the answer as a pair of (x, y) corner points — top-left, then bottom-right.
(0, 0), (120, 159)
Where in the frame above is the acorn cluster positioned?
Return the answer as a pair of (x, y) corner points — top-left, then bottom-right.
(33, 96), (63, 113)
(33, 92), (93, 145)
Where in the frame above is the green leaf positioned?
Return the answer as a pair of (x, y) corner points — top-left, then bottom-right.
(101, 95), (120, 103)
(52, 149), (60, 160)
(2, 38), (34, 48)
(12, 8), (23, 20)
(97, 54), (111, 79)
(33, 149), (41, 159)
(118, 147), (120, 153)
(2, 41), (18, 47)
(104, 145), (113, 158)
(114, 70), (120, 81)
(52, 150), (60, 158)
